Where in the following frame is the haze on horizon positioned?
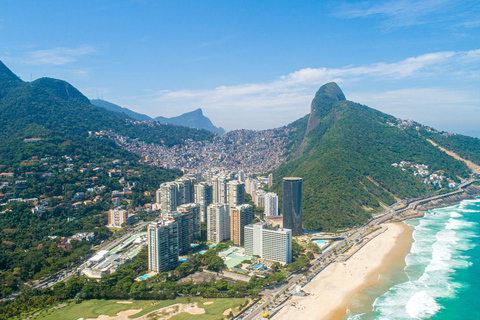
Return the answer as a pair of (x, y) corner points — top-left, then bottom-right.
(0, 0), (479, 136)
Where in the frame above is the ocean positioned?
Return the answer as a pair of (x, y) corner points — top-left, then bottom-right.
(346, 197), (480, 320)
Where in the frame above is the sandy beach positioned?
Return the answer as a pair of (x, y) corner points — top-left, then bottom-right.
(273, 222), (413, 320)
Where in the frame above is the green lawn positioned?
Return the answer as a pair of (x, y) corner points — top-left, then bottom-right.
(171, 299), (247, 320)
(33, 297), (247, 320)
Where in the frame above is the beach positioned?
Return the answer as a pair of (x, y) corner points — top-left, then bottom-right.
(273, 222), (413, 320)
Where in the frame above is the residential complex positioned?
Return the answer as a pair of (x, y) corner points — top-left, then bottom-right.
(264, 192), (279, 216)
(148, 220), (179, 272)
(244, 223), (292, 264)
(194, 182), (213, 222)
(207, 203), (230, 243)
(230, 204), (253, 246)
(107, 208), (134, 228)
(227, 180), (245, 207)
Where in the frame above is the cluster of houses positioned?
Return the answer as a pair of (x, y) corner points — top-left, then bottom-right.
(0, 154), (148, 217)
(392, 161), (457, 189)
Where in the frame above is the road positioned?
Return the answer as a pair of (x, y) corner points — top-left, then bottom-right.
(2, 220), (152, 301)
(240, 178), (478, 319)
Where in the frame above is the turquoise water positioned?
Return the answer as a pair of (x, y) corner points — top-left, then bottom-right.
(138, 274), (151, 280)
(347, 198), (480, 319)
(315, 240), (327, 245)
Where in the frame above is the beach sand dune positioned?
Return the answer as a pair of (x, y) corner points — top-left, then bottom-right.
(273, 222), (412, 320)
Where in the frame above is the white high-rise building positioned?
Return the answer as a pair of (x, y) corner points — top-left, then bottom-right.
(207, 203), (230, 243)
(157, 182), (178, 213)
(227, 180), (245, 207)
(194, 182), (213, 222)
(244, 223), (292, 264)
(148, 220), (179, 272)
(176, 177), (195, 205)
(177, 203), (201, 241)
(253, 189), (266, 207)
(264, 192), (279, 216)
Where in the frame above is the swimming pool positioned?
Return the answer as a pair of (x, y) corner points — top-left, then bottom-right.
(315, 240), (327, 245)
(138, 274), (151, 280)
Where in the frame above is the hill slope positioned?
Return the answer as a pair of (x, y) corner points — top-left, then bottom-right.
(155, 108), (225, 135)
(91, 99), (152, 121)
(0, 60), (215, 167)
(273, 83), (472, 231)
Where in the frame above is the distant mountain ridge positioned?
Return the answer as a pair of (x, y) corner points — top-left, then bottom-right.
(91, 98), (225, 135)
(91, 99), (152, 121)
(0, 60), (215, 168)
(155, 108), (225, 135)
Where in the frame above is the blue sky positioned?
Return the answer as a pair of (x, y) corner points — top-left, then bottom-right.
(1, 0), (479, 135)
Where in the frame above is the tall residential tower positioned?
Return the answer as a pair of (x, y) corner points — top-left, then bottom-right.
(282, 177), (303, 236)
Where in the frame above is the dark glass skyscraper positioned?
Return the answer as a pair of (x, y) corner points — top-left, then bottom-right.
(282, 177), (303, 236)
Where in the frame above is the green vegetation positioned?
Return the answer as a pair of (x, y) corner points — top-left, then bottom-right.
(274, 83), (471, 232)
(0, 61), (194, 299)
(0, 243), (281, 319)
(419, 128), (480, 165)
(31, 297), (247, 320)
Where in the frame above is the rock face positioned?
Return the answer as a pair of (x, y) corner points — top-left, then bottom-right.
(273, 82), (472, 231)
(155, 108), (225, 135)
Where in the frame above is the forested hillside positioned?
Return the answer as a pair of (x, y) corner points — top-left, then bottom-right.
(273, 83), (472, 231)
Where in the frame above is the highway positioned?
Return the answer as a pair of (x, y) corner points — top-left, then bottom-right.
(2, 220), (152, 301)
(240, 178), (478, 319)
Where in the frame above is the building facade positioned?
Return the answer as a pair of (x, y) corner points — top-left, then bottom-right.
(227, 180), (245, 207)
(244, 223), (292, 264)
(207, 203), (230, 243)
(147, 220), (179, 272)
(194, 182), (213, 222)
(282, 177), (303, 236)
(264, 192), (279, 216)
(157, 182), (178, 213)
(108, 209), (134, 228)
(230, 204), (253, 246)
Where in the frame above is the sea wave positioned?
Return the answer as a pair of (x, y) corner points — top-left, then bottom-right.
(371, 201), (477, 319)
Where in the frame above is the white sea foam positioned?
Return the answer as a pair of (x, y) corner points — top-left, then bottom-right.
(372, 203), (476, 319)
(406, 290), (441, 319)
(449, 211), (463, 218)
(350, 200), (479, 319)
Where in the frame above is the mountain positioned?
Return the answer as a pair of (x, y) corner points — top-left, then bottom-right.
(155, 108), (225, 135)
(90, 99), (152, 121)
(91, 98), (225, 135)
(273, 82), (477, 232)
(0, 60), (215, 166)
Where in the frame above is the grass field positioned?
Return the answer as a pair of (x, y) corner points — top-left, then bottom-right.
(33, 297), (248, 320)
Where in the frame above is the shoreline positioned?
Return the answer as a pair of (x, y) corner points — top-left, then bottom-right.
(272, 222), (413, 320)
(273, 188), (480, 320)
(394, 184), (480, 222)
(333, 223), (414, 319)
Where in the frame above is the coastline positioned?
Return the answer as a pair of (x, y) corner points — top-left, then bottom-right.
(272, 185), (480, 320)
(336, 223), (414, 319)
(272, 222), (413, 320)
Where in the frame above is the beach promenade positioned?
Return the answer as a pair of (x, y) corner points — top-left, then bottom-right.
(240, 179), (479, 320)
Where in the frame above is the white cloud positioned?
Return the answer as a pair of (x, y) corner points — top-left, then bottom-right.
(335, 0), (452, 28)
(25, 45), (96, 65)
(129, 49), (480, 130)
